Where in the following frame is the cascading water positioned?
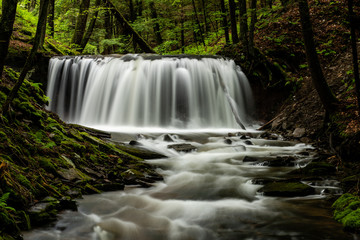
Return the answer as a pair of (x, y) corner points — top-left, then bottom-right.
(46, 55), (254, 129)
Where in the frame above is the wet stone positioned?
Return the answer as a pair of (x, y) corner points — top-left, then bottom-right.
(258, 181), (315, 197)
(163, 134), (174, 142)
(167, 143), (197, 152)
(224, 139), (232, 145)
(267, 156), (296, 167)
(129, 140), (142, 146)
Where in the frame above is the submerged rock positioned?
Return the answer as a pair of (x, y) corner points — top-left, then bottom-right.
(243, 156), (296, 167)
(167, 143), (197, 152)
(258, 181), (315, 197)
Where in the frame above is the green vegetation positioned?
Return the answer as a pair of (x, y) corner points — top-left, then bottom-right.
(333, 193), (360, 232)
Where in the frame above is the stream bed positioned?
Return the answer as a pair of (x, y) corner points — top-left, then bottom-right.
(24, 129), (356, 240)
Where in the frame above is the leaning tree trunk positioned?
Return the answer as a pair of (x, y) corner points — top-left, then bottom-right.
(2, 0), (50, 114)
(79, 0), (101, 52)
(348, 0), (360, 110)
(0, 0), (19, 77)
(297, 0), (338, 113)
(191, 0), (205, 45)
(71, 0), (91, 47)
(228, 0), (239, 44)
(103, 0), (155, 53)
(220, 0), (230, 44)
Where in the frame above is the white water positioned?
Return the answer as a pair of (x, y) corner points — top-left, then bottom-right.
(46, 55), (254, 129)
(24, 132), (351, 240)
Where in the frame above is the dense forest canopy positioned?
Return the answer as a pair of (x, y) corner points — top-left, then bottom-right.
(0, 0), (295, 55)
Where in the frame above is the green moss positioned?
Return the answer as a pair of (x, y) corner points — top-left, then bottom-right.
(60, 139), (86, 154)
(38, 157), (58, 175)
(333, 193), (360, 232)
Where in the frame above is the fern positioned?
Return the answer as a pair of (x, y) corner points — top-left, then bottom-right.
(0, 193), (15, 212)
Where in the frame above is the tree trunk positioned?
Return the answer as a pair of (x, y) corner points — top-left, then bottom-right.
(191, 0), (205, 45)
(136, 0), (143, 17)
(181, 15), (185, 54)
(128, 0), (136, 22)
(200, 0), (209, 35)
(248, 0), (257, 56)
(0, 0), (19, 77)
(220, 0), (230, 44)
(348, 0), (360, 110)
(239, 0), (248, 50)
(103, 0), (155, 53)
(48, 0), (55, 37)
(79, 0), (101, 52)
(71, 0), (91, 47)
(297, 0), (338, 112)
(103, 9), (113, 54)
(39, 0), (48, 49)
(228, 0), (239, 44)
(149, 1), (163, 45)
(2, 0), (50, 114)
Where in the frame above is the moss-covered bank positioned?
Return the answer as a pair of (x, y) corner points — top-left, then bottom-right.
(0, 67), (162, 239)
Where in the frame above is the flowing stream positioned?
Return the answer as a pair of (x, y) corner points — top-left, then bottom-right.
(24, 55), (356, 239)
(24, 129), (353, 240)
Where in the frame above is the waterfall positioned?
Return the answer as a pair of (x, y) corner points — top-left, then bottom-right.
(46, 54), (254, 129)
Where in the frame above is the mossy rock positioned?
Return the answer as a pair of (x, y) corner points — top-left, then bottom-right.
(258, 181), (315, 197)
(333, 193), (360, 232)
(28, 202), (58, 227)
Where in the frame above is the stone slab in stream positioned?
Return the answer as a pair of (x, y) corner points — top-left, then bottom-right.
(167, 143), (197, 152)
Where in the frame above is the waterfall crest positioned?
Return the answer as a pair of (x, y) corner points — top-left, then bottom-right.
(46, 55), (254, 129)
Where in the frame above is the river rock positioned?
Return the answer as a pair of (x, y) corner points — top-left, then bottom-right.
(95, 182), (125, 192)
(224, 139), (232, 145)
(28, 197), (61, 227)
(129, 140), (142, 146)
(57, 168), (82, 181)
(293, 128), (306, 138)
(258, 181), (315, 197)
(267, 156), (296, 167)
(167, 143), (197, 152)
(163, 134), (174, 142)
(243, 156), (296, 167)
